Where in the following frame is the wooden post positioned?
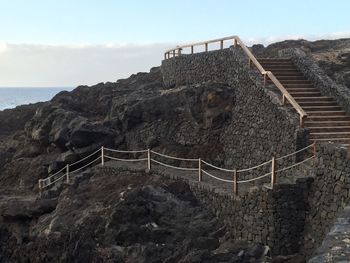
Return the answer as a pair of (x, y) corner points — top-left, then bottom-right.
(147, 149), (151, 171)
(233, 169), (238, 196)
(271, 156), (276, 189)
(248, 58), (252, 68)
(38, 180), (42, 197)
(198, 158), (202, 182)
(66, 164), (70, 184)
(191, 45), (194, 54)
(263, 73), (267, 87)
(178, 48), (182, 56)
(172, 50), (175, 57)
(220, 40), (223, 50)
(312, 143), (317, 156)
(205, 43), (208, 52)
(101, 146), (105, 166)
(234, 39), (237, 48)
(282, 94), (286, 105)
(300, 115), (305, 128)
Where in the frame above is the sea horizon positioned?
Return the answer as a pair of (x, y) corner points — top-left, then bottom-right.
(0, 86), (74, 111)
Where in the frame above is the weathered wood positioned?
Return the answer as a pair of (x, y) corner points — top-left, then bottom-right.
(205, 43), (208, 52)
(198, 159), (202, 182)
(233, 169), (238, 195)
(220, 40), (223, 49)
(101, 146), (105, 166)
(66, 164), (70, 184)
(147, 149), (151, 171)
(271, 156), (276, 188)
(191, 45), (194, 54)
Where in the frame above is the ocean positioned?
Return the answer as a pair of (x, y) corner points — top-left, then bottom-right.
(0, 87), (74, 111)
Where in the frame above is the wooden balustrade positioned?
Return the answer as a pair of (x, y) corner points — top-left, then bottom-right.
(163, 35), (307, 127)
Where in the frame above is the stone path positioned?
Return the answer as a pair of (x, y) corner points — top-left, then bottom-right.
(308, 204), (350, 262)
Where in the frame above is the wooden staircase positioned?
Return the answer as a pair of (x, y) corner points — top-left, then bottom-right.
(259, 58), (350, 147)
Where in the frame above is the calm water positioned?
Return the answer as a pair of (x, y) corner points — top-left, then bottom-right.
(0, 87), (74, 111)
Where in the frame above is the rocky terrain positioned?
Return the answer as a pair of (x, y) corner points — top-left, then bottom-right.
(0, 38), (349, 262)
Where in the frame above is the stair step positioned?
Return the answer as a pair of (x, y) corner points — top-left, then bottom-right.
(273, 73), (304, 77)
(307, 111), (347, 116)
(284, 84), (314, 88)
(311, 138), (350, 144)
(305, 121), (350, 127)
(268, 80), (311, 85)
(310, 132), (350, 139)
(295, 97), (334, 102)
(300, 101), (338, 107)
(303, 106), (343, 112)
(291, 92), (322, 97)
(287, 88), (319, 93)
(308, 126), (350, 132)
(273, 76), (308, 80)
(307, 116), (350, 122)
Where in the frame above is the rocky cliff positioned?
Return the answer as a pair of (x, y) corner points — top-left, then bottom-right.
(0, 38), (349, 262)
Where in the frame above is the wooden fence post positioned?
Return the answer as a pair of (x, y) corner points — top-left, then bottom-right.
(147, 149), (151, 171)
(198, 159), (202, 182)
(233, 169), (238, 196)
(191, 45), (194, 54)
(101, 146), (105, 166)
(66, 164), (70, 184)
(234, 39), (237, 48)
(220, 40), (223, 50)
(178, 48), (182, 56)
(271, 156), (276, 189)
(205, 43), (208, 52)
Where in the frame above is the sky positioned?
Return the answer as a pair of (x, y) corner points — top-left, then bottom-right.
(0, 0), (349, 87)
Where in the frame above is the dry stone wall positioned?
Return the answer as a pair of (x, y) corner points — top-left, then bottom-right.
(161, 48), (308, 178)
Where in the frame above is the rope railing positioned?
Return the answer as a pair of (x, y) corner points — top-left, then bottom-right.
(39, 143), (317, 196)
(164, 35), (307, 127)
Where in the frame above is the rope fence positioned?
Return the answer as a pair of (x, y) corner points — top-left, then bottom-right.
(39, 143), (317, 196)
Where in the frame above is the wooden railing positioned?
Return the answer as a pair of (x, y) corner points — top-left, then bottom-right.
(164, 36), (307, 127)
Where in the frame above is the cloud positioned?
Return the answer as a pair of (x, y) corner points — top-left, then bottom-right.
(244, 32), (350, 46)
(0, 32), (349, 87)
(0, 42), (174, 87)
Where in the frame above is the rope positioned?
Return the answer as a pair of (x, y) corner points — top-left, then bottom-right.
(104, 155), (148, 162)
(46, 166), (66, 180)
(70, 156), (102, 174)
(201, 160), (235, 172)
(69, 148), (102, 166)
(104, 147), (148, 154)
(276, 144), (314, 161)
(151, 150), (198, 162)
(43, 173), (67, 188)
(275, 155), (315, 174)
(237, 172), (272, 184)
(238, 159), (272, 173)
(202, 169), (234, 183)
(151, 158), (198, 171)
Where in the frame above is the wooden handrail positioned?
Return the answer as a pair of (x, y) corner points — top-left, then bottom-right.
(164, 35), (307, 127)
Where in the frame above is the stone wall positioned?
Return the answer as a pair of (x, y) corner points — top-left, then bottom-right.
(279, 48), (350, 114)
(301, 143), (350, 258)
(161, 48), (308, 177)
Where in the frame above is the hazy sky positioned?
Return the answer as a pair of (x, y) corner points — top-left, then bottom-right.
(0, 0), (349, 87)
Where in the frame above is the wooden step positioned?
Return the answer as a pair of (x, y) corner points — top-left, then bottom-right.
(284, 84), (314, 88)
(295, 97), (334, 102)
(291, 92), (322, 97)
(299, 101), (337, 107)
(308, 126), (350, 132)
(306, 116), (350, 122)
(267, 79), (311, 85)
(287, 88), (319, 93)
(310, 132), (350, 139)
(273, 72), (304, 77)
(307, 111), (347, 116)
(305, 121), (350, 127)
(311, 138), (350, 144)
(303, 106), (343, 112)
(274, 76), (309, 81)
